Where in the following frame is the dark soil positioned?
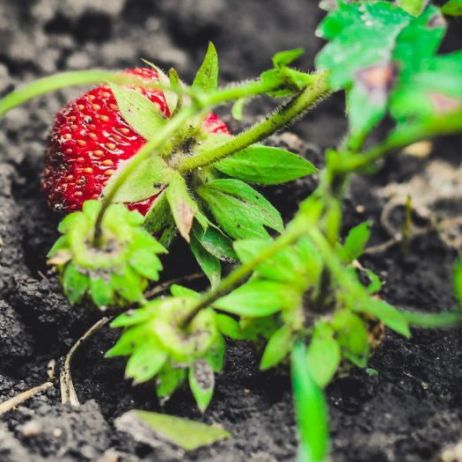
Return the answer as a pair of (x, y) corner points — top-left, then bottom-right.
(0, 1), (461, 461)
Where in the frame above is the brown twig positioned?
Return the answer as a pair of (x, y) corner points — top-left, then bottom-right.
(0, 360), (56, 416)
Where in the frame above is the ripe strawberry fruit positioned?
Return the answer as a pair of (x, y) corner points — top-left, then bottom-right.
(41, 67), (230, 215)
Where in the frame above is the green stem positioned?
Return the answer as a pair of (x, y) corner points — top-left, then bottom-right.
(177, 71), (330, 173)
(181, 217), (308, 327)
(93, 107), (199, 242)
(335, 110), (462, 173)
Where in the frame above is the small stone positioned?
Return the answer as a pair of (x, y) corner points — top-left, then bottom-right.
(20, 420), (42, 438)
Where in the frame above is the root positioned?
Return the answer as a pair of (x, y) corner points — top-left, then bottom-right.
(60, 317), (110, 406)
(0, 360), (56, 416)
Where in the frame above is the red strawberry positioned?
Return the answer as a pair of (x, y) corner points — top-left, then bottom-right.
(41, 67), (230, 215)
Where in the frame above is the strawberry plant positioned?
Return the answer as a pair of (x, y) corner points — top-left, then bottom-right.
(1, 1), (462, 460)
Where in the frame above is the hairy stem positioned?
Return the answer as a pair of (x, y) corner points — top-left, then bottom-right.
(177, 71), (330, 173)
(181, 218), (308, 327)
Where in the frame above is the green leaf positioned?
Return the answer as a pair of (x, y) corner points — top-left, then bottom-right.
(63, 263), (89, 304)
(273, 48), (304, 68)
(214, 145), (317, 185)
(454, 259), (462, 307)
(234, 238), (309, 285)
(332, 311), (369, 368)
(125, 339), (168, 384)
(291, 341), (329, 462)
(110, 83), (167, 140)
(170, 284), (199, 298)
(214, 280), (299, 317)
(166, 173), (200, 242)
(340, 221), (371, 263)
(156, 363), (187, 400)
(365, 269), (383, 294)
(397, 0), (429, 16)
(111, 267), (145, 303)
(192, 223), (237, 262)
(129, 249), (163, 281)
(193, 42), (219, 92)
(216, 314), (243, 340)
(189, 360), (215, 413)
(390, 52), (462, 123)
(197, 179), (283, 240)
(190, 234), (221, 288)
(119, 410), (230, 451)
(144, 190), (176, 246)
(356, 299), (410, 338)
(306, 323), (341, 388)
(89, 276), (114, 307)
(442, 0), (462, 16)
(260, 325), (293, 370)
(231, 98), (246, 120)
(103, 154), (172, 204)
(105, 324), (152, 357)
(205, 334), (226, 373)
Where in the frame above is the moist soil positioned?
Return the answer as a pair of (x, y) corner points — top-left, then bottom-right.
(0, 1), (462, 461)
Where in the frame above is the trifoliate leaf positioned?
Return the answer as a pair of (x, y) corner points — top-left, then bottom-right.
(189, 359), (215, 413)
(214, 145), (317, 185)
(125, 338), (168, 384)
(306, 323), (341, 388)
(355, 299), (411, 338)
(197, 179), (283, 240)
(260, 325), (293, 370)
(340, 221), (371, 263)
(291, 341), (329, 462)
(110, 83), (167, 140)
(191, 234), (221, 288)
(103, 154), (173, 204)
(115, 410), (230, 451)
(442, 0), (462, 15)
(193, 42), (219, 92)
(214, 280), (300, 317)
(166, 173), (201, 242)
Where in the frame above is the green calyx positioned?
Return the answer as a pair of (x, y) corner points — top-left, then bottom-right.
(107, 289), (223, 410)
(48, 200), (166, 308)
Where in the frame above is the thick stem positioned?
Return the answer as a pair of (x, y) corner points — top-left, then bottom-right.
(177, 72), (330, 173)
(181, 218), (308, 327)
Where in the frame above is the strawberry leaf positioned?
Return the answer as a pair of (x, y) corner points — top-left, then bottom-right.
(144, 190), (177, 246)
(192, 223), (237, 262)
(190, 234), (221, 288)
(110, 83), (167, 140)
(442, 0), (462, 15)
(193, 42), (219, 92)
(214, 280), (300, 317)
(197, 179), (283, 240)
(214, 145), (317, 185)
